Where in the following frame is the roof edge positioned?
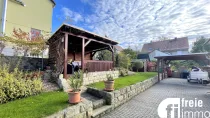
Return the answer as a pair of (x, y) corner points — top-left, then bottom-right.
(50, 0), (56, 6)
(154, 52), (209, 59)
(62, 23), (118, 44)
(48, 23), (118, 45)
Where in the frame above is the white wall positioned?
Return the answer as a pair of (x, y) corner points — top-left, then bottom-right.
(169, 50), (189, 55)
(149, 50), (169, 61)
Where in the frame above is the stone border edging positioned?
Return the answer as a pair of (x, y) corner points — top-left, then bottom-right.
(47, 75), (158, 118)
(87, 75), (158, 107)
(46, 99), (93, 118)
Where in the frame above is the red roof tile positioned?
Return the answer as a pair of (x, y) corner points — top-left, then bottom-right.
(142, 37), (189, 52)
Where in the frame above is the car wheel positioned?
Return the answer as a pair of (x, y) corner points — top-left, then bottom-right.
(187, 79), (190, 82)
(203, 80), (208, 85)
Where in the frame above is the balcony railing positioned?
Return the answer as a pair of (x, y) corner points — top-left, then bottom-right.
(84, 60), (113, 72)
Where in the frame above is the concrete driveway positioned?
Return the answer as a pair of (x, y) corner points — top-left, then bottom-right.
(103, 78), (210, 118)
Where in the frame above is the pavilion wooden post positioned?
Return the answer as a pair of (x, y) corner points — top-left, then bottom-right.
(81, 38), (85, 71)
(108, 45), (115, 70)
(164, 60), (167, 79)
(112, 49), (114, 69)
(161, 59), (164, 79)
(64, 33), (68, 79)
(162, 59), (164, 79)
(163, 60), (165, 79)
(157, 59), (160, 82)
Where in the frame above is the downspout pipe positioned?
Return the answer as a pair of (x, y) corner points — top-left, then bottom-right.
(1, 0), (8, 35)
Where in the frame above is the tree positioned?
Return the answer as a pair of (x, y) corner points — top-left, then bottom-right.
(117, 52), (131, 69)
(132, 61), (143, 72)
(170, 60), (200, 71)
(191, 36), (210, 53)
(96, 50), (112, 61)
(122, 48), (137, 59)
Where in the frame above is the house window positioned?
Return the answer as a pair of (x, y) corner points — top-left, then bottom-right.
(31, 28), (41, 40)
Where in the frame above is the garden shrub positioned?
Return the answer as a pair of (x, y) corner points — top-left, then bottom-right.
(117, 52), (131, 69)
(119, 68), (128, 77)
(132, 61), (143, 72)
(0, 64), (43, 104)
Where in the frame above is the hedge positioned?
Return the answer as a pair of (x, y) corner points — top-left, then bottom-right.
(0, 65), (42, 104)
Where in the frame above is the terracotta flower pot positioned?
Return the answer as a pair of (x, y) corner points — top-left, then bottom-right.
(104, 80), (114, 91)
(68, 90), (81, 104)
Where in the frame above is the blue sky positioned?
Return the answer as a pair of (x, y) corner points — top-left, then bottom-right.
(52, 0), (93, 32)
(52, 0), (210, 50)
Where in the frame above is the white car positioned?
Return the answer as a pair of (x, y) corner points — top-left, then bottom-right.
(187, 67), (210, 84)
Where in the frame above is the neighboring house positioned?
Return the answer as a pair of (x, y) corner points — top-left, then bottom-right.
(141, 37), (189, 55)
(148, 50), (169, 61)
(137, 50), (169, 72)
(137, 50), (169, 61)
(114, 45), (123, 53)
(0, 0), (55, 56)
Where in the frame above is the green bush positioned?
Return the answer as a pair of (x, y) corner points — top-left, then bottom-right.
(119, 68), (128, 77)
(117, 52), (131, 69)
(0, 64), (42, 104)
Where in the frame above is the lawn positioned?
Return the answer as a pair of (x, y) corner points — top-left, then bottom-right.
(0, 91), (70, 118)
(88, 72), (157, 90)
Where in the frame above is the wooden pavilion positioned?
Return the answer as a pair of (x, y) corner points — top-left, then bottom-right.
(48, 24), (118, 79)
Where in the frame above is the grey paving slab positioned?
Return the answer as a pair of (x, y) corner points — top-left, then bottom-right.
(103, 78), (210, 118)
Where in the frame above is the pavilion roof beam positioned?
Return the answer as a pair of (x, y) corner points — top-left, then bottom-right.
(85, 47), (109, 54)
(109, 45), (114, 52)
(62, 32), (113, 46)
(85, 40), (92, 47)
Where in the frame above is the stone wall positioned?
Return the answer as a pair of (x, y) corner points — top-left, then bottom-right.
(48, 75), (158, 118)
(55, 71), (119, 92)
(83, 71), (119, 85)
(46, 99), (93, 118)
(111, 76), (158, 108)
(87, 75), (158, 107)
(0, 56), (48, 71)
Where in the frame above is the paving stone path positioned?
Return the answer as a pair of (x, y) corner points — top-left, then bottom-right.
(103, 78), (210, 118)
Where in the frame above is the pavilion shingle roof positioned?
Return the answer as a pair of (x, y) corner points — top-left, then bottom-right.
(142, 37), (189, 52)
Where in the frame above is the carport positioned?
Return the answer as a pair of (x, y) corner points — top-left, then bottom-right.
(155, 52), (210, 81)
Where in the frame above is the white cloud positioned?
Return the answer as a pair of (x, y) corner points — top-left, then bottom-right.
(61, 7), (83, 22)
(76, 0), (210, 50)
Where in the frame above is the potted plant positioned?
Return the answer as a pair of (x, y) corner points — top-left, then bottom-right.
(104, 74), (114, 91)
(68, 70), (83, 104)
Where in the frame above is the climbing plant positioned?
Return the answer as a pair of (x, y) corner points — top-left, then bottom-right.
(0, 28), (50, 56)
